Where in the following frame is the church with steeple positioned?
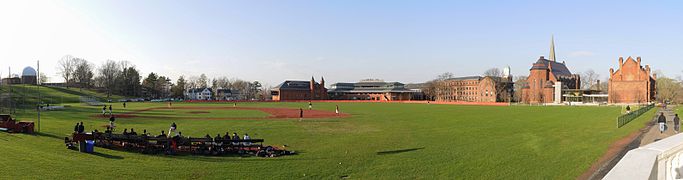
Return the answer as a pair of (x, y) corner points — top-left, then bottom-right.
(521, 36), (581, 104)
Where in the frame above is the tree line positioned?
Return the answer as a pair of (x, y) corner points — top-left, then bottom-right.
(56, 55), (269, 100)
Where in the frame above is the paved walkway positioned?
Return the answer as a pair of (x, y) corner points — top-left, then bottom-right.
(639, 106), (679, 147)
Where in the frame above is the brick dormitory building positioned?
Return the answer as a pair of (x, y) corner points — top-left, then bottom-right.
(434, 71), (514, 103)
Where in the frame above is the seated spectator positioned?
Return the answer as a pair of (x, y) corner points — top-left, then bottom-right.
(157, 130), (167, 138)
(224, 132), (231, 140)
(122, 128), (129, 135)
(256, 147), (267, 157)
(130, 128), (137, 135)
(142, 129), (148, 136)
(64, 137), (75, 150)
(177, 131), (183, 138)
(73, 123), (79, 133)
(205, 134), (212, 139)
(243, 133), (251, 146)
(232, 133), (240, 145)
(214, 134), (223, 146)
(214, 134), (222, 142)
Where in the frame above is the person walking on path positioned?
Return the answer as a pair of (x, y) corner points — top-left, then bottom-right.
(675, 114), (681, 133)
(102, 105), (107, 116)
(658, 112), (667, 133)
(299, 108), (304, 121)
(308, 101), (313, 110)
(123, 102), (126, 109)
(626, 105), (631, 114)
(108, 105), (113, 116)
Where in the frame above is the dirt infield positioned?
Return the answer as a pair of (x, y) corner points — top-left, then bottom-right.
(92, 106), (350, 120)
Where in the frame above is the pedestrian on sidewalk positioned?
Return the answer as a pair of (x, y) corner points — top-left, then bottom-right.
(658, 112), (667, 133)
(674, 114), (680, 133)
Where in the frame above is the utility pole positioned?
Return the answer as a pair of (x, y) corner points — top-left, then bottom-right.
(8, 67), (12, 114)
(37, 60), (41, 132)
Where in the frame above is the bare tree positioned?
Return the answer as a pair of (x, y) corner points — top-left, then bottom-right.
(656, 76), (681, 103)
(98, 60), (121, 98)
(57, 55), (76, 87)
(436, 72), (454, 80)
(432, 72), (455, 101)
(581, 69), (600, 90)
(73, 58), (95, 90)
(39, 72), (49, 84)
(213, 77), (231, 89)
(198, 74), (208, 88)
(513, 76), (528, 102)
(483, 68), (502, 77)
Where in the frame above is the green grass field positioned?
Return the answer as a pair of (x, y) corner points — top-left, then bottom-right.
(0, 98), (657, 179)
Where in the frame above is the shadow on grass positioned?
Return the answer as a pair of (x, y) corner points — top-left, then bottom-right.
(377, 147), (425, 155)
(161, 152), (302, 163)
(89, 151), (124, 159)
(36, 132), (65, 140)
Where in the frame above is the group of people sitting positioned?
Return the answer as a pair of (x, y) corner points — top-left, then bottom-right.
(98, 122), (255, 145)
(66, 121), (295, 157)
(121, 128), (150, 136)
(203, 132), (253, 146)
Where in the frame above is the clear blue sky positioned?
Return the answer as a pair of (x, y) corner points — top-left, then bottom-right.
(1, 0), (682, 87)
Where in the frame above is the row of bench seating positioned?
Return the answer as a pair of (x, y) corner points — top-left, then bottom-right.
(69, 132), (276, 156)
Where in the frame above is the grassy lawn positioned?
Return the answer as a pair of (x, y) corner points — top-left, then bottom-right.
(0, 101), (656, 179)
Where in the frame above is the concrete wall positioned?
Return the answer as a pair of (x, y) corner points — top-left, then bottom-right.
(605, 133), (683, 180)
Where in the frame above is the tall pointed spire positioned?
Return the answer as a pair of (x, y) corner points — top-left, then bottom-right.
(549, 35), (556, 62)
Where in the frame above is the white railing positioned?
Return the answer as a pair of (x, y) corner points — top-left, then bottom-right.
(604, 133), (683, 180)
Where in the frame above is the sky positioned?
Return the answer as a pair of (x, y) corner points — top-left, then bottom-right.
(1, 0), (682, 87)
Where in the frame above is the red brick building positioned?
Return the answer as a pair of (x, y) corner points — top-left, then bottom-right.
(608, 56), (656, 104)
(521, 56), (581, 104)
(521, 37), (581, 104)
(271, 77), (328, 101)
(436, 76), (514, 102)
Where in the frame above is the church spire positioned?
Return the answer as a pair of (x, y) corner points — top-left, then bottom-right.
(549, 35), (556, 62)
